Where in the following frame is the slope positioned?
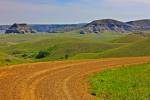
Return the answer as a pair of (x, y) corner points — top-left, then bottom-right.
(99, 38), (150, 57)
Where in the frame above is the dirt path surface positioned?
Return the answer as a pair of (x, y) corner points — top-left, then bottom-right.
(0, 57), (150, 100)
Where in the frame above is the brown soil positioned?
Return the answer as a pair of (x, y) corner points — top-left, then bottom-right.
(0, 57), (150, 100)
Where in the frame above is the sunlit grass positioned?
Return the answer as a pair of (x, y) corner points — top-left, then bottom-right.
(89, 63), (150, 100)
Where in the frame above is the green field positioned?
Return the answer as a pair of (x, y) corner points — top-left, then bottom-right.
(0, 32), (150, 66)
(89, 63), (150, 100)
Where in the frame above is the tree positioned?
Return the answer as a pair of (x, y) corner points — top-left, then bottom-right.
(65, 54), (69, 59)
(36, 51), (49, 59)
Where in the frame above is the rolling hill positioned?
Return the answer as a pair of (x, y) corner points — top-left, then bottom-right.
(127, 19), (150, 31)
(81, 19), (135, 33)
(0, 31), (149, 66)
(0, 19), (150, 34)
(98, 38), (150, 58)
(0, 32), (125, 65)
(80, 19), (150, 34)
(71, 33), (150, 59)
(0, 23), (150, 66)
(0, 24), (85, 33)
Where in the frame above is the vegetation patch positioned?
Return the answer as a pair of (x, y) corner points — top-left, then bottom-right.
(36, 51), (49, 59)
(89, 63), (150, 100)
(0, 32), (150, 66)
(99, 38), (150, 58)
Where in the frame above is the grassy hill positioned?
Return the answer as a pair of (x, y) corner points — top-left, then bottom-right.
(0, 32), (149, 66)
(72, 33), (150, 59)
(98, 38), (150, 58)
(0, 32), (124, 65)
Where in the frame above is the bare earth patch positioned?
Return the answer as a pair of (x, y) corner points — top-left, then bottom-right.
(0, 57), (150, 100)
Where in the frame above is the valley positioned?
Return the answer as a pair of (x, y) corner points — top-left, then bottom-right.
(0, 19), (150, 100)
(0, 31), (150, 66)
(0, 0), (150, 99)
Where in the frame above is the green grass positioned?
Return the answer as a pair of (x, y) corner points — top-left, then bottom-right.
(89, 63), (150, 100)
(111, 33), (146, 43)
(0, 32), (125, 66)
(0, 32), (150, 66)
(0, 52), (31, 66)
(72, 36), (150, 59)
(98, 38), (150, 58)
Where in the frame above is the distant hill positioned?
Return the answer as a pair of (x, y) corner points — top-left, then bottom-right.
(127, 19), (150, 31)
(5, 23), (36, 34)
(31, 24), (85, 33)
(0, 19), (150, 34)
(0, 24), (85, 33)
(0, 25), (10, 34)
(80, 19), (150, 34)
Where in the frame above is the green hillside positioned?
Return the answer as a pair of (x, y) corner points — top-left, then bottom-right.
(99, 38), (150, 58)
(111, 33), (146, 43)
(72, 34), (150, 59)
(0, 32), (124, 66)
(0, 32), (150, 66)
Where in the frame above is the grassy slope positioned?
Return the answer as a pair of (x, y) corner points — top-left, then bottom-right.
(89, 63), (150, 100)
(0, 32), (124, 66)
(72, 34), (150, 59)
(0, 32), (150, 66)
(111, 33), (145, 43)
(99, 38), (150, 58)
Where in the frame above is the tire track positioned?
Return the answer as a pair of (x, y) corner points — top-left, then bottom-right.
(0, 57), (150, 100)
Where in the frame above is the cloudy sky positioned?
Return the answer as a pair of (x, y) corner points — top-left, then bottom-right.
(0, 0), (150, 24)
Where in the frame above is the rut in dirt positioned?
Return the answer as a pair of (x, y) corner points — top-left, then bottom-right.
(0, 57), (150, 100)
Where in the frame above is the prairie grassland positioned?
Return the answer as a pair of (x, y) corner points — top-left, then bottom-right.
(0, 32), (150, 66)
(89, 63), (150, 100)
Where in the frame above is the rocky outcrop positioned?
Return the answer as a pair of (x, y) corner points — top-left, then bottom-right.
(1, 19), (150, 34)
(127, 19), (150, 31)
(1, 24), (85, 33)
(80, 19), (136, 34)
(5, 23), (36, 34)
(80, 19), (150, 34)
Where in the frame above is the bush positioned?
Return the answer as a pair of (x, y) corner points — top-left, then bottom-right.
(22, 54), (28, 58)
(36, 51), (49, 59)
(64, 54), (69, 59)
(5, 58), (11, 62)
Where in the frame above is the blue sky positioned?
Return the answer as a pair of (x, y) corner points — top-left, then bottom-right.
(0, 0), (150, 24)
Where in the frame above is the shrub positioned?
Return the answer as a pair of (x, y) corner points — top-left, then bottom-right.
(22, 54), (27, 57)
(36, 51), (49, 59)
(64, 54), (69, 59)
(5, 58), (11, 62)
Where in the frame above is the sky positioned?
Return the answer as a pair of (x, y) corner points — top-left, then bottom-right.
(0, 0), (150, 24)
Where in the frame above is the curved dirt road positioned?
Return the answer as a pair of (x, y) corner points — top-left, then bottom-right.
(0, 57), (150, 100)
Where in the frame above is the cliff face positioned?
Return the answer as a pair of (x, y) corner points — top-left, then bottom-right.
(127, 19), (150, 31)
(80, 19), (135, 34)
(2, 24), (85, 33)
(80, 19), (150, 34)
(1, 19), (150, 34)
(5, 23), (36, 34)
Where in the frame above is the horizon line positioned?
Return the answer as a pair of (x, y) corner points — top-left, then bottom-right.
(0, 18), (150, 25)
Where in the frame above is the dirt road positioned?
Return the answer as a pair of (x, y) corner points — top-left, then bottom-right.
(0, 57), (150, 100)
